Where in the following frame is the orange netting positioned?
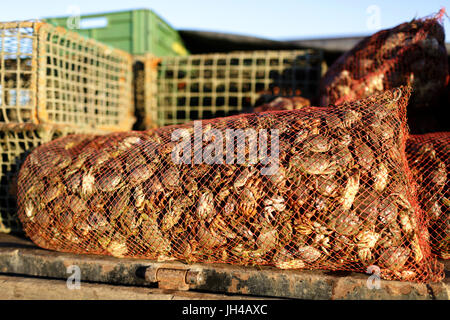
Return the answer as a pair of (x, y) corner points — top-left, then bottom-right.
(17, 86), (444, 283)
(319, 10), (448, 110)
(406, 133), (449, 259)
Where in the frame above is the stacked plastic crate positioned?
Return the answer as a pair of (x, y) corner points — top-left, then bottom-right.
(0, 21), (134, 232)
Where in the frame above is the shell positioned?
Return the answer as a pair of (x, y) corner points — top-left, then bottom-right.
(303, 134), (332, 153)
(331, 210), (360, 236)
(107, 233), (128, 258)
(128, 164), (154, 186)
(257, 228), (278, 253)
(373, 162), (389, 192)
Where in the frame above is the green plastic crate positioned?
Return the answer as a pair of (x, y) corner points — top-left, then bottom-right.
(44, 9), (189, 56)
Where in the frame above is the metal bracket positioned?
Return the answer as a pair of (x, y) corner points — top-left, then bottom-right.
(144, 264), (204, 291)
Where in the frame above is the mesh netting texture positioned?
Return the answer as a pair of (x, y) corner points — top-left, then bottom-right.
(406, 133), (449, 259)
(319, 10), (448, 110)
(17, 86), (444, 283)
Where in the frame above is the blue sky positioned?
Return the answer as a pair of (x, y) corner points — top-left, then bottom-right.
(1, 0), (448, 41)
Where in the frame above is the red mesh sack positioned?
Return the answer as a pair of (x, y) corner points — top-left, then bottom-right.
(17, 87), (444, 283)
(406, 133), (449, 259)
(319, 10), (448, 110)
